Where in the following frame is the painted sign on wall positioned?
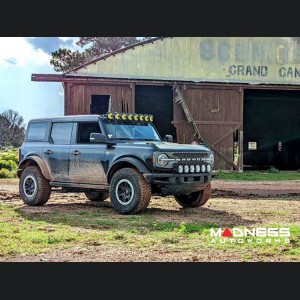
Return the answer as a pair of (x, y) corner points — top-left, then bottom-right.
(70, 37), (300, 85)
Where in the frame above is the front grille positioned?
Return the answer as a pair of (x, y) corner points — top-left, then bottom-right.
(173, 152), (208, 162)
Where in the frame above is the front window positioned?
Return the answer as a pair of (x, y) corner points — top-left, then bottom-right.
(104, 122), (161, 141)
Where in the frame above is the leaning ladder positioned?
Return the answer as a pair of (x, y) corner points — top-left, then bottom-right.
(173, 82), (238, 170)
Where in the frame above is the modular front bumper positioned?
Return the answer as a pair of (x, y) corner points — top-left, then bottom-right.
(143, 172), (213, 196)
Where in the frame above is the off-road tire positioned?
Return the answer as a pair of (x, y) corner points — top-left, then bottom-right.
(19, 166), (51, 206)
(175, 182), (211, 208)
(110, 168), (151, 214)
(85, 191), (109, 201)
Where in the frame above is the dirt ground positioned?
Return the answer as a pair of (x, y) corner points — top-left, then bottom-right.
(0, 179), (300, 262)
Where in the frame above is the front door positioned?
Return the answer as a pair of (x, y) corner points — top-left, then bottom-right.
(69, 121), (107, 185)
(42, 122), (74, 182)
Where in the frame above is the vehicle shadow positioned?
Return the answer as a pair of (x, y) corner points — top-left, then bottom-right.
(16, 198), (257, 230)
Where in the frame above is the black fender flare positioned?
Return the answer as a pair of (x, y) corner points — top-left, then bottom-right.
(107, 157), (149, 182)
(17, 156), (52, 181)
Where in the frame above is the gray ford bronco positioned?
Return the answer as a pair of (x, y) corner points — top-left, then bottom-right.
(17, 113), (215, 214)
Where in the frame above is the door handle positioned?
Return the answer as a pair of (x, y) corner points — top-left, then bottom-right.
(72, 150), (81, 156)
(44, 150), (53, 155)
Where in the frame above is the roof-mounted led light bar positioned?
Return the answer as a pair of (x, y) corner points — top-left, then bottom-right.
(106, 113), (154, 123)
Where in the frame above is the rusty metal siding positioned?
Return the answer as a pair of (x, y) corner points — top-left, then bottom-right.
(173, 85), (242, 170)
(68, 37), (300, 85)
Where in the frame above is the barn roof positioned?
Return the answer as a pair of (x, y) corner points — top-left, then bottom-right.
(33, 37), (300, 86)
(65, 37), (169, 74)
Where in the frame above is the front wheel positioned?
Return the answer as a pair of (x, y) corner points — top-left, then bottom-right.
(110, 168), (151, 214)
(19, 166), (51, 206)
(175, 183), (211, 208)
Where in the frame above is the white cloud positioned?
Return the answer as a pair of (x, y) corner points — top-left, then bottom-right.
(58, 37), (72, 42)
(0, 37), (50, 67)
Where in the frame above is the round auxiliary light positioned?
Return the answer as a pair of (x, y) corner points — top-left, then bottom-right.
(184, 165), (189, 173)
(121, 114), (127, 120)
(190, 165), (195, 173)
(207, 165), (211, 172)
(128, 114), (133, 121)
(201, 165), (206, 172)
(196, 165), (201, 173)
(134, 114), (139, 121)
(115, 113), (120, 120)
(108, 113), (113, 120)
(145, 115), (149, 122)
(149, 115), (154, 122)
(140, 115), (144, 121)
(178, 165), (183, 174)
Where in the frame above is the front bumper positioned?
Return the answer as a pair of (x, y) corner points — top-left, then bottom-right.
(143, 172), (212, 196)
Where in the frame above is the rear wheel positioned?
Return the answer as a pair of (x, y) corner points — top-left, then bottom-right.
(110, 168), (151, 214)
(85, 191), (109, 202)
(175, 183), (211, 208)
(19, 166), (51, 206)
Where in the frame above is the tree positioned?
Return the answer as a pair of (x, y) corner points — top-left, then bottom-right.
(0, 110), (25, 148)
(51, 37), (151, 72)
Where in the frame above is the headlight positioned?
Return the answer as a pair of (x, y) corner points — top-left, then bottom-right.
(207, 165), (211, 172)
(178, 165), (183, 173)
(203, 153), (214, 165)
(201, 165), (206, 172)
(157, 153), (168, 166)
(184, 165), (189, 173)
(190, 165), (195, 173)
(196, 165), (201, 173)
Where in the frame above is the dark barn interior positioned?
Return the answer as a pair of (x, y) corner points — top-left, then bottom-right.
(244, 90), (300, 170)
(90, 95), (110, 115)
(135, 85), (177, 141)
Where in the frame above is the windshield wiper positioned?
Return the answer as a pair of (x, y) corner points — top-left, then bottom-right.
(140, 139), (160, 141)
(111, 138), (136, 141)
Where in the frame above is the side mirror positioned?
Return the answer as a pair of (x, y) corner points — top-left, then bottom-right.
(164, 135), (174, 143)
(90, 133), (107, 143)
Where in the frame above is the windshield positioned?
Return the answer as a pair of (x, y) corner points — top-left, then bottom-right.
(104, 122), (161, 141)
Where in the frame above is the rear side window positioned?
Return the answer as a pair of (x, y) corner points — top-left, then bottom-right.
(27, 122), (48, 141)
(50, 123), (73, 145)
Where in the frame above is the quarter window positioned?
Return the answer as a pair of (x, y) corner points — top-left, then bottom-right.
(27, 122), (48, 141)
(51, 123), (73, 145)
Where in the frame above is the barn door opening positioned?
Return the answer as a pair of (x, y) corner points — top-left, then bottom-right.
(244, 89), (300, 170)
(135, 85), (177, 141)
(90, 95), (111, 114)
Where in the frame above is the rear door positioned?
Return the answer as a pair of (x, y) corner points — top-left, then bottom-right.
(42, 122), (74, 182)
(69, 121), (107, 185)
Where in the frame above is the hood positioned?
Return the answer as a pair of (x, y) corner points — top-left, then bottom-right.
(152, 142), (211, 153)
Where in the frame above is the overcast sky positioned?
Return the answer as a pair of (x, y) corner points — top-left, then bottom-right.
(0, 37), (80, 125)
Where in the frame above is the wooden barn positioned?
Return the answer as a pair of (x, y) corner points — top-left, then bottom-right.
(33, 37), (300, 171)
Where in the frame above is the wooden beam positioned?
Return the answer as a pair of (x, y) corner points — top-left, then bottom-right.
(212, 125), (241, 147)
(172, 121), (242, 126)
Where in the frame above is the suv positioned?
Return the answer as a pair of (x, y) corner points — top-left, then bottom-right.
(17, 113), (215, 214)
